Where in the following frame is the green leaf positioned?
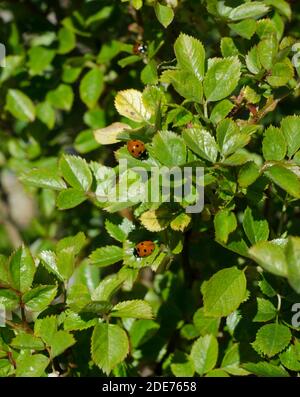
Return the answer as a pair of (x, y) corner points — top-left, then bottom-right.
(59, 154), (92, 191)
(285, 236), (300, 294)
(0, 289), (19, 310)
(132, 0), (143, 10)
(115, 89), (151, 122)
(57, 232), (86, 262)
(34, 316), (58, 345)
(23, 285), (57, 312)
(0, 359), (14, 377)
(203, 267), (247, 317)
(148, 130), (187, 167)
(264, 164), (300, 199)
(229, 19), (256, 39)
(281, 116), (300, 158)
(246, 46), (262, 74)
(264, 0), (291, 19)
(111, 300), (153, 319)
(170, 213), (191, 232)
(57, 188), (87, 210)
(36, 102), (56, 129)
(280, 345), (300, 371)
(217, 119), (250, 158)
(154, 3), (174, 28)
(0, 255), (9, 285)
(171, 357), (195, 377)
(180, 324), (199, 340)
(28, 46), (55, 75)
(238, 161), (260, 188)
(46, 84), (74, 111)
(63, 310), (98, 331)
(183, 127), (218, 163)
(11, 334), (44, 351)
(67, 284), (91, 312)
(140, 207), (172, 232)
(243, 361), (289, 377)
(210, 100), (234, 125)
(229, 2), (269, 21)
(80, 68), (104, 108)
(58, 27), (76, 54)
(85, 6), (113, 26)
(129, 319), (159, 348)
(141, 61), (158, 85)
(206, 369), (229, 377)
(252, 323), (291, 358)
(56, 247), (76, 281)
(220, 37), (239, 57)
(91, 272), (127, 301)
(105, 218), (134, 242)
(193, 308), (220, 336)
(50, 331), (76, 359)
(262, 126), (287, 161)
(9, 246), (36, 293)
(161, 70), (203, 102)
(75, 129), (100, 154)
(39, 251), (64, 281)
(89, 246), (123, 267)
(91, 323), (129, 375)
(174, 33), (205, 81)
(190, 334), (218, 375)
(253, 298), (277, 322)
(21, 168), (67, 191)
(203, 57), (241, 102)
(257, 35), (278, 70)
(267, 61), (294, 87)
(256, 19), (277, 39)
(214, 210), (237, 244)
(221, 343), (248, 376)
(243, 207), (269, 245)
(16, 352), (49, 377)
(6, 89), (36, 122)
(258, 276), (276, 297)
(80, 301), (113, 315)
(249, 240), (287, 277)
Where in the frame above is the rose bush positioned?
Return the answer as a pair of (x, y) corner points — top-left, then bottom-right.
(0, 0), (300, 377)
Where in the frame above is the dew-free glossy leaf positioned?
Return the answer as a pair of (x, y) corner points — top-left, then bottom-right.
(6, 89), (35, 122)
(174, 33), (205, 81)
(91, 323), (129, 375)
(59, 154), (92, 191)
(204, 57), (241, 102)
(203, 267), (247, 317)
(190, 334), (218, 375)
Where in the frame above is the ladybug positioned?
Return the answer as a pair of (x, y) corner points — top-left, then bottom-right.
(127, 139), (146, 158)
(133, 43), (147, 55)
(135, 241), (155, 258)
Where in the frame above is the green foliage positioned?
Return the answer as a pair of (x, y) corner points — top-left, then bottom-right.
(1, 0), (300, 378)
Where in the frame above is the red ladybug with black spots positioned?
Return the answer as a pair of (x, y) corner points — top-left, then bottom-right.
(127, 139), (146, 159)
(135, 241), (155, 258)
(133, 43), (147, 55)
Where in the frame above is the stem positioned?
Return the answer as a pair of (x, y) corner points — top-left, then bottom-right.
(277, 294), (282, 312)
(203, 100), (208, 119)
(277, 194), (288, 236)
